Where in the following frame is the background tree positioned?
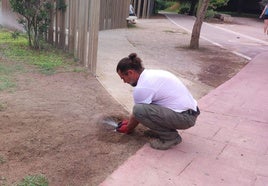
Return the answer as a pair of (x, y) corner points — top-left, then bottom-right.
(178, 0), (229, 16)
(189, 0), (210, 49)
(9, 0), (53, 49)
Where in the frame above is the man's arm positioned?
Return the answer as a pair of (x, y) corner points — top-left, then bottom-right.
(126, 114), (139, 133)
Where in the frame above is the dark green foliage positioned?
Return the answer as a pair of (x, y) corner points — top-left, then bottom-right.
(178, 3), (191, 14)
(9, 0), (53, 49)
(56, 0), (67, 11)
(178, 0), (229, 15)
(155, 0), (173, 13)
(209, 0), (230, 10)
(11, 30), (20, 39)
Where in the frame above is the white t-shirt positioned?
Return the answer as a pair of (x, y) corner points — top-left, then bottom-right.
(133, 69), (197, 112)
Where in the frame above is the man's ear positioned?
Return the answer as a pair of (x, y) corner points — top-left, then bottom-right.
(127, 69), (134, 75)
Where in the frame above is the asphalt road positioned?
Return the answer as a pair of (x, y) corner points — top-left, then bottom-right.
(164, 13), (268, 60)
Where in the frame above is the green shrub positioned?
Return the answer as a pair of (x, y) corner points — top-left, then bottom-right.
(178, 3), (190, 14)
(206, 9), (216, 19)
(155, 0), (170, 12)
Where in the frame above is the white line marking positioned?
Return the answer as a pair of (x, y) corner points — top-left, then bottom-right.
(165, 14), (254, 60)
(203, 22), (268, 45)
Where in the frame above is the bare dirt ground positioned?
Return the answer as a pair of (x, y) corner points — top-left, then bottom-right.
(0, 15), (248, 186)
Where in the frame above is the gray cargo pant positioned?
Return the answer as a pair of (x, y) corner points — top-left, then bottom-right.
(133, 104), (199, 140)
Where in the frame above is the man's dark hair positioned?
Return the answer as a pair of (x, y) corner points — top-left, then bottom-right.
(116, 53), (144, 74)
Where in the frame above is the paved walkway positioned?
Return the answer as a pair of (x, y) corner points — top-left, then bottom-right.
(164, 13), (268, 60)
(98, 15), (268, 186)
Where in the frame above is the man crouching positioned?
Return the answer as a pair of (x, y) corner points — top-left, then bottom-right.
(116, 53), (200, 150)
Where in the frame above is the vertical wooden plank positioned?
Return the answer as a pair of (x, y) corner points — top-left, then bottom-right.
(142, 0), (147, 18)
(59, 0), (66, 49)
(99, 0), (105, 30)
(83, 0), (89, 67)
(108, 0), (112, 29)
(116, 0), (120, 28)
(55, 0), (59, 46)
(64, 0), (69, 48)
(105, 0), (109, 29)
(48, 0), (54, 44)
(76, 0), (81, 62)
(66, 0), (70, 50)
(149, 0), (155, 17)
(88, 0), (100, 74)
(68, 0), (76, 53)
(103, 0), (108, 30)
(147, 0), (151, 18)
(73, 0), (80, 59)
(121, 0), (127, 28)
(133, 0), (137, 11)
(137, 0), (141, 18)
(111, 0), (116, 29)
(77, 0), (85, 64)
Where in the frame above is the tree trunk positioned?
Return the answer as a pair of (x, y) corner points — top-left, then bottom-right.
(189, 0), (210, 49)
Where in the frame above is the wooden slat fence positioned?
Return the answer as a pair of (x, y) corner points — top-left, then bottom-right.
(47, 0), (101, 73)
(1, 0), (155, 74)
(132, 0), (155, 18)
(99, 0), (130, 31)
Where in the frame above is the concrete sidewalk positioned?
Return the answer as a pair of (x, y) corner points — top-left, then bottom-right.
(100, 51), (268, 186)
(97, 15), (268, 185)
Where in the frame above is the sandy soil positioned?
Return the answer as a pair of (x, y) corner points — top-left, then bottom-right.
(0, 15), (248, 185)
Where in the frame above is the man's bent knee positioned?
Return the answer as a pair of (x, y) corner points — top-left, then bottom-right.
(133, 104), (145, 119)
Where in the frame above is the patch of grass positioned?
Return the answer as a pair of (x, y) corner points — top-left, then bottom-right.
(0, 155), (5, 164)
(16, 174), (48, 186)
(0, 62), (19, 91)
(0, 59), (24, 92)
(163, 30), (188, 35)
(72, 67), (87, 73)
(0, 60), (25, 74)
(0, 76), (16, 91)
(0, 101), (7, 111)
(0, 29), (75, 74)
(127, 23), (137, 28)
(0, 30), (27, 45)
(2, 44), (64, 74)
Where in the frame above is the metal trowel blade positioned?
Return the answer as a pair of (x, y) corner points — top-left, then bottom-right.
(102, 119), (118, 128)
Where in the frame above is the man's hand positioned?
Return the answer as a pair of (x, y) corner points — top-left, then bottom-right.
(116, 120), (129, 133)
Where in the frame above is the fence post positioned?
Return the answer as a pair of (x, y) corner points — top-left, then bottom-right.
(67, 1), (72, 52)
(83, 0), (89, 68)
(59, 0), (66, 49)
(88, 0), (100, 75)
